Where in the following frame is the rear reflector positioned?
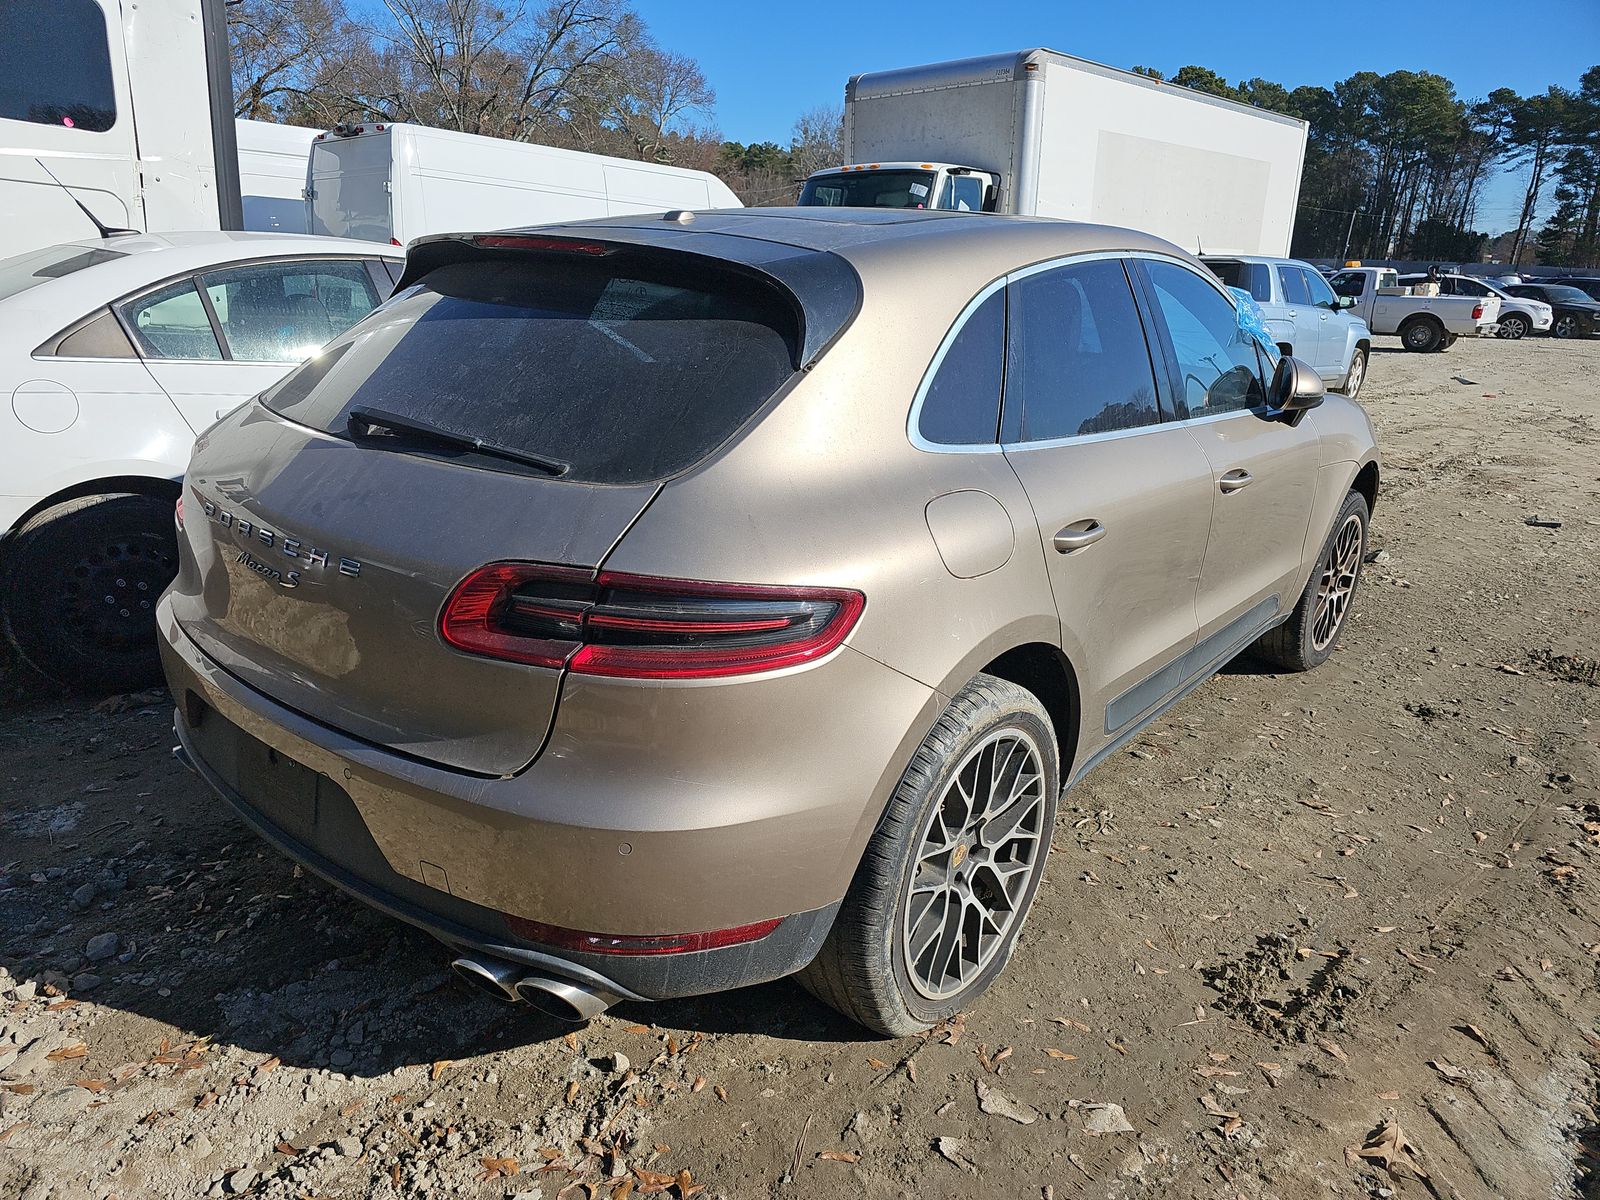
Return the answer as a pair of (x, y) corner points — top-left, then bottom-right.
(505, 914), (782, 956)
(439, 564), (864, 679)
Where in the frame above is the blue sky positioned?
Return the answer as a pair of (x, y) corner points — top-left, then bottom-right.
(632, 0), (1600, 234)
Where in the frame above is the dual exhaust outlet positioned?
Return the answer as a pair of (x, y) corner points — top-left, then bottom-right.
(449, 954), (616, 1021)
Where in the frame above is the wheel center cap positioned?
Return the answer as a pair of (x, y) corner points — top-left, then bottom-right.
(952, 843), (968, 869)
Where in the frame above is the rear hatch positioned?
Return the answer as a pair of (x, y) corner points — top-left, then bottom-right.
(167, 231), (855, 775)
(309, 129), (393, 242)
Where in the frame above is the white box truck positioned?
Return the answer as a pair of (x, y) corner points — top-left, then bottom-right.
(306, 122), (743, 245)
(237, 119), (320, 234)
(798, 49), (1308, 258)
(1, 0), (241, 257)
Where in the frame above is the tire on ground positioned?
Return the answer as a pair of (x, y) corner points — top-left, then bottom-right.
(1, 493), (178, 693)
(1399, 316), (1444, 353)
(1251, 489), (1369, 673)
(798, 673), (1060, 1037)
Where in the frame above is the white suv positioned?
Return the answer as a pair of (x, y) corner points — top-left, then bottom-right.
(0, 232), (401, 690)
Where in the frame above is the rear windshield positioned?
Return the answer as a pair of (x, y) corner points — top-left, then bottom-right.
(261, 254), (800, 484)
(0, 244), (125, 303)
(1205, 260), (1271, 303)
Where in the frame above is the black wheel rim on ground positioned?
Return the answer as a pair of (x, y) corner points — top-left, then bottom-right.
(1312, 513), (1363, 652)
(901, 729), (1047, 1001)
(59, 534), (175, 657)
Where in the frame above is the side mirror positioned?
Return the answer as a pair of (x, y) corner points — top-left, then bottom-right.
(1270, 355), (1325, 416)
(1337, 295), (1357, 310)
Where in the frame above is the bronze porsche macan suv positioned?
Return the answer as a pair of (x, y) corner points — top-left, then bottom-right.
(160, 209), (1380, 1036)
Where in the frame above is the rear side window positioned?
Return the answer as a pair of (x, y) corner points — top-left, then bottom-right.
(0, 0), (117, 132)
(1207, 260), (1271, 303)
(199, 260), (380, 362)
(1278, 265), (1311, 305)
(1006, 258), (1161, 441)
(262, 254), (801, 485)
(121, 279), (223, 361)
(917, 289), (1004, 445)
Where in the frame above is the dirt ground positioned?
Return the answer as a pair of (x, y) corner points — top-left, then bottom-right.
(2, 332), (1598, 1200)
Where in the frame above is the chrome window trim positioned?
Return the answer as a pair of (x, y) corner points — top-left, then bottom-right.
(908, 249), (1245, 455)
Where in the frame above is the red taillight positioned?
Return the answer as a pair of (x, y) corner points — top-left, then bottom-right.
(505, 914), (782, 956)
(1472, 303), (1485, 320)
(473, 234), (611, 255)
(389, 237), (402, 246)
(174, 496), (184, 529)
(438, 563), (865, 679)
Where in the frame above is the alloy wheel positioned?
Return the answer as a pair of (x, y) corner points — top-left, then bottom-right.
(1311, 513), (1363, 652)
(1344, 352), (1365, 398)
(1554, 315), (1577, 338)
(1497, 316), (1527, 340)
(901, 729), (1047, 1000)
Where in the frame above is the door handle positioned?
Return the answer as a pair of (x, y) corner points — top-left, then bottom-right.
(1053, 520), (1107, 553)
(1219, 469), (1254, 493)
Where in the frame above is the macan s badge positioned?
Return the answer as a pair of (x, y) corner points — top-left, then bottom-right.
(199, 497), (362, 589)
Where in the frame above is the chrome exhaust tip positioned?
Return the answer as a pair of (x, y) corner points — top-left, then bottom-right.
(514, 974), (614, 1022)
(449, 955), (522, 1002)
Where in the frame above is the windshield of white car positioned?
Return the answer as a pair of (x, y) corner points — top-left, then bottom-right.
(799, 170), (939, 210)
(0, 244), (126, 303)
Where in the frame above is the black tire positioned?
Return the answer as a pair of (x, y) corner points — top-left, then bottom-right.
(1338, 346), (1368, 398)
(1496, 313), (1529, 340)
(1399, 317), (1444, 352)
(1441, 333), (1458, 349)
(799, 674), (1060, 1037)
(1251, 490), (1368, 673)
(1552, 313), (1582, 339)
(1, 493), (178, 693)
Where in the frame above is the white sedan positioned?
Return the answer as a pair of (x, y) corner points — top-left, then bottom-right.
(0, 231), (403, 691)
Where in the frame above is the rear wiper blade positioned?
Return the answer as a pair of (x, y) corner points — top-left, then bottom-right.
(346, 406), (569, 476)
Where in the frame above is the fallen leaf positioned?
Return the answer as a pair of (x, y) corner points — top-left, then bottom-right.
(74, 1079), (108, 1093)
(1201, 1093), (1238, 1119)
(1317, 1037), (1349, 1065)
(195, 1091), (218, 1110)
(1376, 1089), (1400, 1101)
(45, 999), (81, 1011)
(1044, 1049), (1077, 1060)
(1256, 1062), (1282, 1088)
(1195, 1064), (1240, 1078)
(275, 1140), (302, 1156)
(1051, 1017), (1091, 1033)
(865, 1057), (888, 1069)
(611, 1181), (635, 1200)
(565, 1080), (580, 1105)
(563, 1032), (580, 1052)
(817, 1150), (860, 1163)
(45, 1042), (88, 1062)
(690, 1076), (706, 1093)
(975, 1079), (1039, 1124)
(1352, 1118), (1429, 1180)
(1428, 1059), (1468, 1084)
(632, 1168), (676, 1194)
(254, 1055), (280, 1073)
(713, 1085), (727, 1103)
(992, 1046), (1013, 1065)
(1459, 1023), (1494, 1054)
(431, 1059), (453, 1081)
(479, 1156), (520, 1181)
(675, 1167), (703, 1197)
(624, 1024), (651, 1034)
(0, 1123), (27, 1144)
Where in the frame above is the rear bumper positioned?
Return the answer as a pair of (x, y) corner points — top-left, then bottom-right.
(157, 597), (935, 1000)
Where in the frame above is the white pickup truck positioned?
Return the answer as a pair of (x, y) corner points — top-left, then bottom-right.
(1327, 267), (1500, 352)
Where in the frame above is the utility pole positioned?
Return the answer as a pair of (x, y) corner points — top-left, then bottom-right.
(1340, 208), (1365, 263)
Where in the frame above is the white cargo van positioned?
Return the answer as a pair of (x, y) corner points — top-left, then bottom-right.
(799, 49), (1308, 258)
(307, 123), (743, 245)
(237, 119), (319, 234)
(0, 0), (240, 256)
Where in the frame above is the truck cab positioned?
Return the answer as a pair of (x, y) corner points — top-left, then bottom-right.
(798, 163), (1000, 212)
